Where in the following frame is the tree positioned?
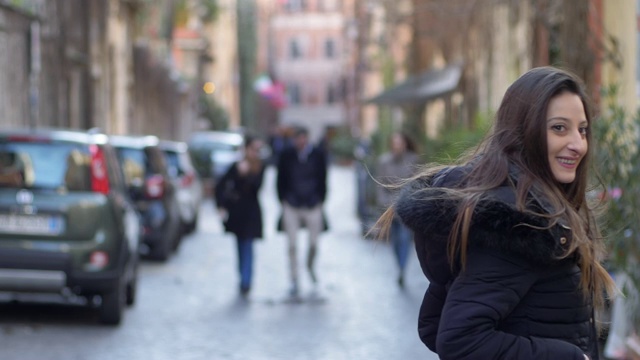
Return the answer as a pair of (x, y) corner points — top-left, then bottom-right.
(199, 93), (229, 130)
(593, 85), (640, 332)
(237, 0), (257, 131)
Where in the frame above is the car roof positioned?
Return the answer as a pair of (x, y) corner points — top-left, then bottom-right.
(158, 140), (188, 153)
(0, 127), (109, 145)
(109, 134), (160, 148)
(188, 131), (243, 146)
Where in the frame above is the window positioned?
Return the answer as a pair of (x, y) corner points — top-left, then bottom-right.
(0, 142), (91, 191)
(285, 0), (306, 12)
(289, 39), (301, 59)
(163, 151), (183, 178)
(320, 0), (340, 11)
(324, 38), (335, 58)
(288, 83), (302, 105)
(327, 85), (336, 104)
(115, 148), (148, 187)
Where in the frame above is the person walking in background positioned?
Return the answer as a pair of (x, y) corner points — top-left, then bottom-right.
(268, 125), (290, 166)
(375, 132), (419, 287)
(215, 135), (266, 298)
(277, 127), (328, 297)
(378, 67), (616, 359)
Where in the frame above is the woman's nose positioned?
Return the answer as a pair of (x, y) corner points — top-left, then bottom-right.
(567, 130), (587, 154)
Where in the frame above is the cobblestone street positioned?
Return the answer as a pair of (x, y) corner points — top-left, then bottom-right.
(0, 165), (438, 360)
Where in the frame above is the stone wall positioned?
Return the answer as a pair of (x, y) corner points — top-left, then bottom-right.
(0, 4), (33, 128)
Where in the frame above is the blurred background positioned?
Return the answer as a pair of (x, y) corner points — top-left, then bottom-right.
(1, 0), (640, 359)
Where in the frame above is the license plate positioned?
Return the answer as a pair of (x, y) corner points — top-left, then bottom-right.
(0, 214), (65, 235)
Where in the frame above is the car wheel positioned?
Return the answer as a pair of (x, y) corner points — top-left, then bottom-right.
(100, 278), (125, 325)
(150, 232), (172, 261)
(171, 224), (183, 252)
(185, 213), (199, 234)
(126, 261), (139, 306)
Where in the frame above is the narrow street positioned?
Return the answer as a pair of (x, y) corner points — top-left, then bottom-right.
(0, 165), (438, 360)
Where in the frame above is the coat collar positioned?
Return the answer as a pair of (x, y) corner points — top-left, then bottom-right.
(396, 165), (572, 266)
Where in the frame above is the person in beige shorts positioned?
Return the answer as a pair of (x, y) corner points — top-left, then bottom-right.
(276, 127), (328, 296)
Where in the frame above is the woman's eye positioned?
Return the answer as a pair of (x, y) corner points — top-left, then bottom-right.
(552, 124), (565, 131)
(579, 127), (588, 136)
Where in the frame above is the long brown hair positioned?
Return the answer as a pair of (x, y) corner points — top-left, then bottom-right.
(377, 66), (615, 307)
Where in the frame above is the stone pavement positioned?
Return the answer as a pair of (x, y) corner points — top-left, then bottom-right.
(0, 165), (439, 360)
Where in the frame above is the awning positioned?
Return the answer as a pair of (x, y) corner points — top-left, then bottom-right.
(366, 63), (463, 105)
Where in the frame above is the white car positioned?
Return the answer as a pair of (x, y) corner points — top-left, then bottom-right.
(159, 140), (203, 234)
(188, 131), (244, 182)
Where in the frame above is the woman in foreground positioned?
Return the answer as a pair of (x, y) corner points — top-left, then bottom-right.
(380, 67), (616, 359)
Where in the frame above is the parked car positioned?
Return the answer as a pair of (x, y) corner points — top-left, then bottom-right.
(0, 128), (141, 325)
(188, 131), (244, 182)
(110, 135), (182, 260)
(159, 140), (202, 234)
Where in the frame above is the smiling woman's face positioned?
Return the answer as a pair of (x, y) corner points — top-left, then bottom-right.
(546, 91), (588, 184)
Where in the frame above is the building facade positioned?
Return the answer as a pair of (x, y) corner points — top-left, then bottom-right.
(600, 0), (638, 113)
(267, 0), (349, 141)
(0, 4), (34, 128)
(202, 0), (240, 130)
(0, 0), (202, 141)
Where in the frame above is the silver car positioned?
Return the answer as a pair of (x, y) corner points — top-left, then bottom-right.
(188, 131), (244, 182)
(159, 140), (203, 234)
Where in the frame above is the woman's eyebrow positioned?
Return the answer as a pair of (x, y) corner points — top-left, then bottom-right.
(546, 116), (569, 122)
(546, 116), (588, 124)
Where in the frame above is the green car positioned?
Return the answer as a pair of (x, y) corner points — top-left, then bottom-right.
(0, 128), (141, 325)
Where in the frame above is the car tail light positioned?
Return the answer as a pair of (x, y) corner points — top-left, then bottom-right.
(145, 174), (165, 199)
(89, 251), (109, 269)
(180, 172), (195, 187)
(89, 145), (110, 194)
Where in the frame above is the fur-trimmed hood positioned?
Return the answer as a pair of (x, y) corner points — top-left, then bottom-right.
(396, 166), (572, 284)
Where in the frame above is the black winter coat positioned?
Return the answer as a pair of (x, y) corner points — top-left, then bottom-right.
(276, 145), (327, 208)
(396, 166), (599, 360)
(215, 162), (264, 239)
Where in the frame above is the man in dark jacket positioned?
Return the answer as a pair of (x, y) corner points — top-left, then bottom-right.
(277, 127), (327, 296)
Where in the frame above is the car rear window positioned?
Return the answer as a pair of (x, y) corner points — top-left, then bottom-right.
(190, 140), (240, 152)
(163, 150), (182, 178)
(0, 141), (91, 191)
(114, 147), (151, 187)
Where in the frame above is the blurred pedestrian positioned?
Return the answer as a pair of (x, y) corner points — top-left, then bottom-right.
(318, 127), (334, 165)
(277, 126), (328, 296)
(375, 132), (419, 287)
(215, 135), (266, 297)
(268, 125), (290, 166)
(378, 67), (616, 359)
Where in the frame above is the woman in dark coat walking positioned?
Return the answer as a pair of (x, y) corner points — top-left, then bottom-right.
(378, 67), (616, 359)
(215, 135), (265, 297)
